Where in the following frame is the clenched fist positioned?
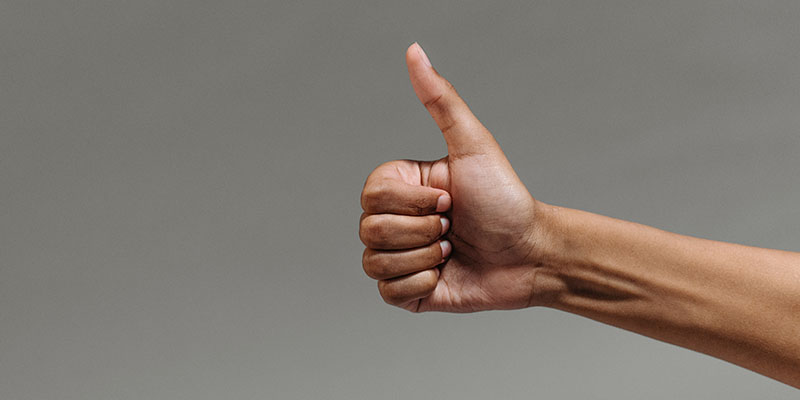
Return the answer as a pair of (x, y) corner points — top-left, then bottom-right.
(359, 43), (551, 313)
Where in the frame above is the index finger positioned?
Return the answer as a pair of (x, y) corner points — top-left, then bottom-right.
(361, 178), (451, 215)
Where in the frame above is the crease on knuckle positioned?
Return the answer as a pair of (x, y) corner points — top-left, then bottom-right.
(438, 120), (458, 137)
(378, 281), (403, 305)
(422, 93), (445, 111)
(410, 195), (433, 215)
(361, 215), (391, 248)
(361, 180), (389, 213)
(363, 250), (390, 280)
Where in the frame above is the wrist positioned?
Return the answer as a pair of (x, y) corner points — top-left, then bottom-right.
(524, 203), (648, 309)
(524, 201), (800, 387)
(524, 200), (573, 308)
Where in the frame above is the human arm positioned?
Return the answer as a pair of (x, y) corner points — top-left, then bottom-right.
(358, 42), (800, 387)
(533, 204), (800, 387)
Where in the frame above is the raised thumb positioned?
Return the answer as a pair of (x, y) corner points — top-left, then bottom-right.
(406, 42), (500, 158)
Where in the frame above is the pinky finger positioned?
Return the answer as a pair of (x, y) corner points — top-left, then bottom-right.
(378, 268), (439, 312)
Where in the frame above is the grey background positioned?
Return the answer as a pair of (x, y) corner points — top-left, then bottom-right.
(2, 1), (799, 398)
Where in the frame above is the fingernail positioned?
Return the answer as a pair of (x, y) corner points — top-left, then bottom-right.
(439, 240), (452, 258)
(435, 194), (451, 212)
(416, 42), (432, 68)
(440, 217), (449, 235)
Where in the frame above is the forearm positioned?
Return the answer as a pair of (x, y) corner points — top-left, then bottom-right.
(532, 203), (800, 387)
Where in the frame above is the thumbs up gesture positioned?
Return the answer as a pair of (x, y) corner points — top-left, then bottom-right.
(360, 43), (550, 312)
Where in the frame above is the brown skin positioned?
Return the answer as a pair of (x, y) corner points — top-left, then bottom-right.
(359, 43), (800, 387)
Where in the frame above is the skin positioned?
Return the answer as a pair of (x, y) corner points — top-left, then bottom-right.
(359, 42), (800, 388)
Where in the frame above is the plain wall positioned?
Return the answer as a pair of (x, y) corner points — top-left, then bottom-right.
(2, 1), (799, 398)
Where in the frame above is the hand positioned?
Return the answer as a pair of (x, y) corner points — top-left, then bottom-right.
(357, 44), (800, 389)
(359, 43), (549, 312)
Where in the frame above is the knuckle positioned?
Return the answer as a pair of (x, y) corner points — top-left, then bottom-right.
(360, 187), (379, 212)
(359, 214), (391, 248)
(378, 281), (403, 306)
(360, 180), (390, 213)
(423, 93), (445, 114)
(438, 120), (458, 136)
(362, 249), (388, 280)
(410, 195), (433, 215)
